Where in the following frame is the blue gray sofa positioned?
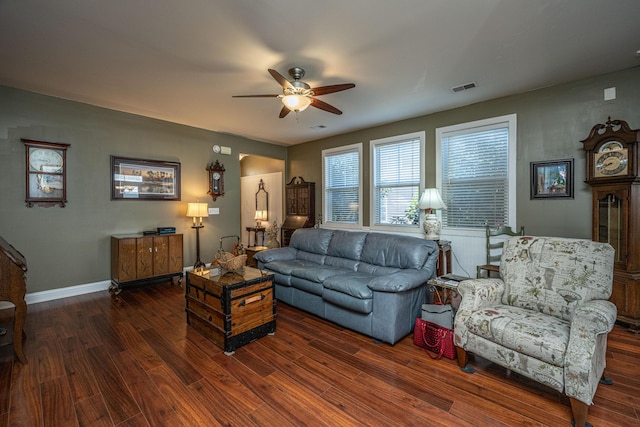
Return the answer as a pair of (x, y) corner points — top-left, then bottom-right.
(253, 228), (439, 344)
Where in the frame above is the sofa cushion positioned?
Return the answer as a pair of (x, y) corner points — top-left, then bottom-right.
(290, 276), (325, 295)
(323, 273), (375, 299)
(464, 304), (570, 367)
(297, 251), (326, 265)
(290, 228), (334, 255)
(262, 259), (312, 275)
(360, 233), (434, 269)
(357, 262), (400, 276)
(323, 289), (372, 314)
(324, 256), (359, 271)
(291, 265), (352, 283)
(327, 230), (368, 260)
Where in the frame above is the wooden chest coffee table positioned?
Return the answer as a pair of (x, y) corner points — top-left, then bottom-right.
(185, 267), (275, 355)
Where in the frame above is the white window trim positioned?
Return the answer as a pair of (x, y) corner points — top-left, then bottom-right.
(369, 131), (425, 235)
(322, 143), (363, 230)
(435, 114), (517, 238)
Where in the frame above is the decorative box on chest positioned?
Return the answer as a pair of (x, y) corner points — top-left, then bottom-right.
(185, 267), (276, 355)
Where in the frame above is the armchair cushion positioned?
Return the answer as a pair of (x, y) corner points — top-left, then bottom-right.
(464, 304), (570, 366)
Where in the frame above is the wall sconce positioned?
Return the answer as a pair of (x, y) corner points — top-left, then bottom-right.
(418, 188), (447, 241)
(186, 202), (209, 270)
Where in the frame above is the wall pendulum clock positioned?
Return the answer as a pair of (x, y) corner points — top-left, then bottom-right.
(206, 160), (225, 201)
(22, 139), (70, 207)
(581, 117), (640, 331)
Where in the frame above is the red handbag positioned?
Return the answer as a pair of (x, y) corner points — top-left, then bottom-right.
(413, 318), (456, 360)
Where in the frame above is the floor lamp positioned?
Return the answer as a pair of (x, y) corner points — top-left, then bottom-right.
(186, 202), (209, 270)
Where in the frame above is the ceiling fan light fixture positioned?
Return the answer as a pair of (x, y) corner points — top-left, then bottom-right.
(282, 94), (312, 112)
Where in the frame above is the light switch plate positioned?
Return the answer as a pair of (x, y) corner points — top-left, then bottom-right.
(604, 87), (616, 101)
(208, 207), (219, 215)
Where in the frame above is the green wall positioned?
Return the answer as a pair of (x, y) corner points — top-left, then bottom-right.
(288, 66), (640, 237)
(0, 86), (286, 293)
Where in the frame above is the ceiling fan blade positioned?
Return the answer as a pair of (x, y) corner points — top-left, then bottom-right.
(310, 98), (343, 115)
(268, 69), (293, 89)
(279, 105), (291, 118)
(311, 83), (355, 96)
(232, 94), (280, 98)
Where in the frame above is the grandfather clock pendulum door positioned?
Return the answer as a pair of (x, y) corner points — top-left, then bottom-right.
(581, 117), (640, 331)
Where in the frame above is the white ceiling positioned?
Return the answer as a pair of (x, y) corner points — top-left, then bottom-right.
(1, 1), (639, 146)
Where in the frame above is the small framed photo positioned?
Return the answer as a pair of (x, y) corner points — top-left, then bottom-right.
(111, 156), (181, 200)
(530, 158), (574, 199)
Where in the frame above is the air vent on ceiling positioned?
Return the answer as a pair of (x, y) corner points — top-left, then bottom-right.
(451, 82), (477, 93)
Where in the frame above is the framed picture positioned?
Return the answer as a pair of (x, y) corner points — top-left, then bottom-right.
(111, 156), (181, 200)
(530, 158), (574, 199)
(22, 139), (70, 208)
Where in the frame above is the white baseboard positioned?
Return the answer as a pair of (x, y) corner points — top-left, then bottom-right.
(26, 280), (112, 305)
(16, 265), (201, 306)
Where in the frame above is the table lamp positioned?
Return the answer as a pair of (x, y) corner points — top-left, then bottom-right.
(254, 210), (268, 227)
(186, 202), (209, 270)
(418, 188), (447, 240)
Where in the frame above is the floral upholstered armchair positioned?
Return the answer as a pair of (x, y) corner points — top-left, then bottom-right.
(454, 236), (616, 427)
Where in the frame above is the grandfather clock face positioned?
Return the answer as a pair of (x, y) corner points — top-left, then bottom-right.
(581, 117), (638, 183)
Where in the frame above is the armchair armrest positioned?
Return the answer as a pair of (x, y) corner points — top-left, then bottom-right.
(564, 299), (617, 404)
(368, 270), (432, 292)
(570, 299), (617, 335)
(253, 247), (298, 263)
(454, 278), (505, 348)
(457, 278), (505, 311)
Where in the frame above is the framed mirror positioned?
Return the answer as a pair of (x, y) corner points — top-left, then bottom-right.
(255, 179), (268, 223)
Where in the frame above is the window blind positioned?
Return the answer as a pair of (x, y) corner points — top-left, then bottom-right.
(441, 126), (509, 228)
(324, 148), (360, 224)
(373, 138), (421, 225)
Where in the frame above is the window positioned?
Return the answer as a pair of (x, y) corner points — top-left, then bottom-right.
(322, 143), (362, 228)
(436, 114), (516, 229)
(370, 131), (425, 231)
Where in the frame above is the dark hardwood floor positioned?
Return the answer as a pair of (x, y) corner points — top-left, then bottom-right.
(0, 280), (638, 426)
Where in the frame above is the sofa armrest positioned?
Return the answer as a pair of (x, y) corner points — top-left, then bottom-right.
(564, 299), (617, 404)
(253, 247), (298, 263)
(368, 270), (431, 292)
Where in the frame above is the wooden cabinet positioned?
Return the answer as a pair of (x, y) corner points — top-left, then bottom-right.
(281, 176), (315, 246)
(582, 118), (640, 331)
(111, 233), (183, 292)
(185, 267), (275, 355)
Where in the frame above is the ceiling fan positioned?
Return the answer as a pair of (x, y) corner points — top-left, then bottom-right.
(233, 67), (355, 118)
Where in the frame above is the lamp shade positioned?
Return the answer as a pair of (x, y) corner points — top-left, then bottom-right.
(254, 210), (268, 221)
(418, 188), (447, 211)
(282, 94), (312, 112)
(186, 202), (209, 218)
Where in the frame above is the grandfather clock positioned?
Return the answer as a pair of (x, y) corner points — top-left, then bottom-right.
(581, 117), (640, 331)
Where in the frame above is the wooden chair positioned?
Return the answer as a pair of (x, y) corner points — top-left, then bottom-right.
(476, 225), (524, 278)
